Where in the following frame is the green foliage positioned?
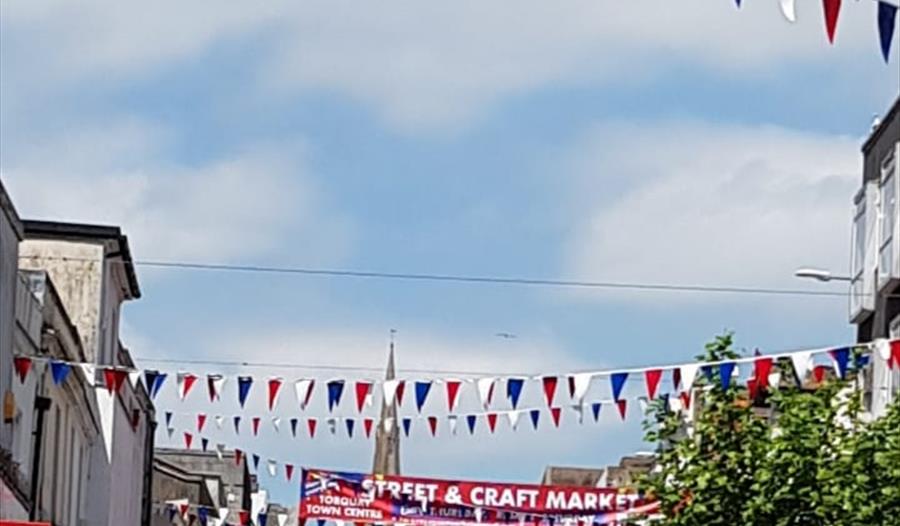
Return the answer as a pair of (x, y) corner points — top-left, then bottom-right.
(636, 334), (900, 526)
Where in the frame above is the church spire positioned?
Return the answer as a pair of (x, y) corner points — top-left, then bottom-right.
(372, 330), (401, 475)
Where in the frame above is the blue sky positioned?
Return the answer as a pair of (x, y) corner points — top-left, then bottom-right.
(2, 0), (899, 508)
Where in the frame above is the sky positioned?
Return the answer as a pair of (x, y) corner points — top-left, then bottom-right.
(2, 0), (899, 508)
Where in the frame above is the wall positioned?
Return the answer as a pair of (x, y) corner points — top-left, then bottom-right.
(0, 191), (21, 453)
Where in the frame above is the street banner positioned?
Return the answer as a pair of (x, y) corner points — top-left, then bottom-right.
(299, 468), (658, 525)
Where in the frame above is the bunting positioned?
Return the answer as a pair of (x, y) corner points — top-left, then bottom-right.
(445, 380), (462, 412)
(415, 381), (432, 413)
(477, 378), (495, 409)
(295, 379), (315, 410)
(268, 377), (283, 411)
(327, 380), (345, 412)
(466, 414), (477, 434)
(145, 370), (167, 399)
(541, 376), (558, 407)
(13, 356), (31, 383)
(355, 381), (373, 412)
(177, 372), (198, 401)
(207, 374), (226, 402)
(644, 369), (662, 400)
(103, 368), (128, 394)
(610, 372), (628, 401)
(50, 360), (71, 385)
(238, 376), (253, 408)
(529, 409), (540, 430)
(506, 378), (525, 409)
(880, 1), (898, 62)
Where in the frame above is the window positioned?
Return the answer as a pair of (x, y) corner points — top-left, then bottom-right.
(853, 199), (866, 280)
(880, 173), (895, 277)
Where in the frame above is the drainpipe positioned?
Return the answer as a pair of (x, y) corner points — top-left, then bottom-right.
(29, 395), (52, 521)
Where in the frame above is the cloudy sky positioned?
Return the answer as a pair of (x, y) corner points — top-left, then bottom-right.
(2, 0), (898, 507)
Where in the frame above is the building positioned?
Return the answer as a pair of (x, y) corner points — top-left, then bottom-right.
(847, 96), (900, 418)
(372, 343), (400, 475)
(541, 453), (655, 489)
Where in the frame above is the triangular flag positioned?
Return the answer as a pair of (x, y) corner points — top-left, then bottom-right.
(382, 379), (400, 406)
(754, 358), (774, 390)
(780, 0), (797, 22)
(197, 414), (207, 433)
(198, 507), (209, 525)
(207, 374), (226, 402)
(830, 348), (851, 379)
(267, 459), (277, 477)
(167, 504), (177, 522)
(184, 432), (193, 449)
(239, 511), (250, 525)
(383, 417), (394, 433)
(234, 448), (244, 466)
(307, 418), (318, 438)
(610, 372), (628, 401)
(278, 513), (288, 526)
(179, 503), (190, 519)
(272, 416), (281, 433)
(290, 418), (299, 438)
(427, 416), (438, 436)
(395, 380), (406, 407)
(79, 363), (96, 385)
(616, 400), (627, 420)
(768, 371), (782, 390)
(252, 454), (260, 470)
(233, 416), (242, 435)
(529, 409), (540, 430)
(415, 381), (432, 413)
(267, 378), (283, 411)
(541, 376), (558, 407)
(791, 352), (813, 383)
(486, 413), (498, 433)
(165, 411), (173, 428)
(103, 368), (128, 394)
(880, 2), (899, 63)
(144, 370), (166, 399)
(747, 378), (759, 401)
(680, 391), (692, 410)
(702, 365), (714, 382)
(477, 378), (495, 409)
(345, 418), (355, 438)
(571, 404), (584, 424)
(128, 369), (141, 389)
(644, 369), (663, 400)
(215, 443), (225, 461)
(466, 414), (477, 434)
(166, 426), (174, 438)
(822, 0), (842, 44)
(201, 438), (209, 452)
(326, 380), (345, 412)
(355, 381), (373, 412)
(363, 418), (374, 438)
(445, 380), (462, 412)
(13, 357), (32, 383)
(327, 417), (337, 435)
(448, 415), (458, 435)
(177, 372), (198, 401)
(219, 507), (230, 523)
(893, 340), (900, 369)
(294, 379), (315, 410)
(569, 373), (592, 403)
(671, 368), (682, 391)
(252, 417), (261, 436)
(506, 378), (525, 409)
(237, 376), (253, 408)
(813, 365), (829, 384)
(50, 361), (71, 385)
(285, 464), (295, 482)
(550, 407), (562, 427)
(591, 401), (602, 422)
(719, 362), (736, 391)
(259, 512), (269, 526)
(507, 410), (521, 430)
(402, 418), (412, 437)
(681, 364), (699, 392)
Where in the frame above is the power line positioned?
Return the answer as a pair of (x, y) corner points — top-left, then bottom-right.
(19, 255), (850, 298)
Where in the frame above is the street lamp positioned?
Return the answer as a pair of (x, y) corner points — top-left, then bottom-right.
(793, 267), (852, 283)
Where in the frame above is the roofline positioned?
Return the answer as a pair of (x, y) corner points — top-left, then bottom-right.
(0, 179), (24, 240)
(863, 95), (900, 153)
(22, 219), (141, 299)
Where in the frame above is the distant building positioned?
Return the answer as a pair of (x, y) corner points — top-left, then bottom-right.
(372, 343), (400, 475)
(847, 96), (900, 418)
(541, 453), (655, 489)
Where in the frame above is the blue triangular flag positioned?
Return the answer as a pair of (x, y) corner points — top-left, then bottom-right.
(735, 0), (741, 7)
(702, 365), (714, 382)
(237, 376), (253, 408)
(414, 381), (432, 413)
(719, 362), (736, 391)
(506, 378), (525, 409)
(167, 505), (177, 522)
(466, 414), (477, 434)
(855, 353), (871, 369)
(879, 1), (898, 63)
(345, 418), (355, 438)
(50, 361), (71, 385)
(145, 370), (166, 399)
(165, 411), (173, 428)
(318, 519), (327, 526)
(660, 393), (670, 413)
(402, 417), (412, 437)
(201, 438), (209, 452)
(198, 507), (209, 526)
(258, 513), (268, 526)
(252, 454), (260, 470)
(591, 402), (602, 422)
(529, 409), (540, 430)
(327, 380), (345, 412)
(290, 418), (299, 438)
(831, 347), (851, 379)
(233, 416), (241, 435)
(610, 372), (628, 401)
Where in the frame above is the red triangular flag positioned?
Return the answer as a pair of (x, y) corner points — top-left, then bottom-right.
(672, 368), (682, 391)
(355, 381), (372, 412)
(103, 368), (127, 394)
(286, 463), (295, 482)
(486, 413), (498, 433)
(363, 418), (374, 438)
(428, 416), (438, 436)
(197, 414), (207, 433)
(307, 418), (317, 438)
(234, 448), (244, 466)
(754, 357), (774, 390)
(644, 369), (663, 400)
(188, 514), (197, 526)
(616, 400), (628, 420)
(252, 417), (261, 436)
(395, 381), (406, 407)
(267, 378), (283, 411)
(550, 407), (562, 428)
(179, 373), (198, 400)
(679, 391), (692, 410)
(184, 432), (193, 449)
(13, 357), (32, 383)
(239, 510), (250, 525)
(179, 503), (189, 518)
(813, 365), (828, 384)
(822, 0), (842, 43)
(891, 340), (900, 369)
(542, 376), (558, 407)
(446, 380), (462, 412)
(747, 378), (759, 401)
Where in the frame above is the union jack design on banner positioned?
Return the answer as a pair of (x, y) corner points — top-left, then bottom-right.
(302, 470), (365, 498)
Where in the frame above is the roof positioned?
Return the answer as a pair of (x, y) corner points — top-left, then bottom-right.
(21, 219), (141, 299)
(0, 179), (24, 239)
(863, 95), (900, 154)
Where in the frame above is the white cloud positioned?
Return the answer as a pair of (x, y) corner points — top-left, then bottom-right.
(2, 0), (893, 132)
(0, 119), (353, 264)
(562, 121), (861, 299)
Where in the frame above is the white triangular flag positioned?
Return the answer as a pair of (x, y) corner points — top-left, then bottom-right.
(129, 370), (142, 389)
(295, 379), (314, 410)
(877, 339), (892, 362)
(779, 0), (796, 22)
(215, 444), (225, 461)
(638, 397), (650, 415)
(214, 415), (224, 430)
(335, 521), (345, 526)
(571, 404), (584, 424)
(80, 364), (96, 385)
(570, 373), (592, 403)
(507, 410), (521, 430)
(166, 426), (175, 438)
(209, 375), (227, 401)
(477, 378), (495, 409)
(383, 417), (394, 433)
(448, 415), (458, 435)
(768, 372), (782, 390)
(277, 513), (288, 526)
(327, 418), (337, 435)
(272, 417), (281, 433)
(475, 508), (483, 523)
(267, 459), (277, 477)
(680, 364), (700, 391)
(668, 397), (683, 413)
(382, 379), (400, 405)
(791, 351), (813, 382)
(219, 508), (230, 522)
